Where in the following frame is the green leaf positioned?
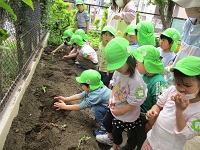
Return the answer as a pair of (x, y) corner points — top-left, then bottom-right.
(0, 1), (17, 21)
(22, 0), (34, 10)
(0, 45), (10, 50)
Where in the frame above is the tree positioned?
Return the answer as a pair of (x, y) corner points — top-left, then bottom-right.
(149, 0), (175, 30)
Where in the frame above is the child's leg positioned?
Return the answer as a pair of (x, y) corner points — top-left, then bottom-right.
(76, 55), (97, 70)
(90, 105), (107, 127)
(99, 71), (113, 87)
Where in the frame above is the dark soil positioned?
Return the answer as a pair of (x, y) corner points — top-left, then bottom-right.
(3, 46), (111, 150)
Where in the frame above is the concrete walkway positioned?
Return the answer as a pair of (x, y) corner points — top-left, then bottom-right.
(184, 136), (200, 150)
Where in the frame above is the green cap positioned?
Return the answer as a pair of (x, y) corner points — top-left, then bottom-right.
(131, 49), (143, 62)
(136, 21), (156, 46)
(125, 25), (136, 35)
(105, 37), (132, 71)
(137, 45), (164, 74)
(170, 56), (200, 76)
(68, 34), (85, 46)
(102, 25), (116, 36)
(76, 0), (84, 5)
(161, 28), (181, 52)
(76, 69), (104, 91)
(62, 29), (74, 39)
(75, 29), (88, 41)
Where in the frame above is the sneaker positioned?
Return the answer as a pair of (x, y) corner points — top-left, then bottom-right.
(75, 61), (80, 65)
(96, 134), (113, 146)
(93, 127), (106, 136)
(110, 147), (121, 150)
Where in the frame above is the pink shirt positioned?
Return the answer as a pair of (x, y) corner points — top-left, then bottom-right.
(118, 1), (136, 25)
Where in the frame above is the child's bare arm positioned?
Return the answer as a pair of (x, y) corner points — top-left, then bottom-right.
(54, 94), (82, 102)
(62, 52), (78, 59)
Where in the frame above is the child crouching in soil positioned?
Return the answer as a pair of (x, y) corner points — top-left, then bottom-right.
(53, 69), (111, 136)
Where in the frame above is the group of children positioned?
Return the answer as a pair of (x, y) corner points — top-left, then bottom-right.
(52, 0), (200, 150)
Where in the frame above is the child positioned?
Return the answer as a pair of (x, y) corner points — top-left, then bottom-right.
(96, 37), (147, 150)
(142, 56), (200, 150)
(135, 21), (156, 47)
(122, 45), (167, 150)
(75, 0), (90, 34)
(51, 29), (74, 54)
(124, 24), (139, 49)
(74, 29), (89, 43)
(68, 34), (98, 70)
(62, 29), (90, 60)
(98, 25), (116, 87)
(158, 28), (181, 67)
(112, 0), (136, 37)
(53, 69), (111, 136)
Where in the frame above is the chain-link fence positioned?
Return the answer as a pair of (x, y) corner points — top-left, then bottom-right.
(0, 0), (48, 112)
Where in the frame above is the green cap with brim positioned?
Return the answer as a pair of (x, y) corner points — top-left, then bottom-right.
(161, 28), (181, 52)
(76, 69), (104, 91)
(102, 25), (116, 36)
(131, 49), (143, 62)
(137, 45), (164, 74)
(75, 29), (88, 42)
(62, 29), (74, 39)
(76, 0), (84, 5)
(136, 21), (156, 46)
(68, 34), (85, 47)
(125, 24), (136, 35)
(105, 37), (131, 71)
(170, 56), (200, 76)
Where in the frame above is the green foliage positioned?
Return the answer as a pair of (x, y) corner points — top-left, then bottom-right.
(77, 135), (91, 149)
(0, 28), (11, 41)
(46, 0), (76, 45)
(94, 18), (100, 30)
(136, 12), (141, 25)
(88, 30), (100, 50)
(100, 9), (108, 31)
(22, 0), (34, 10)
(148, 0), (167, 6)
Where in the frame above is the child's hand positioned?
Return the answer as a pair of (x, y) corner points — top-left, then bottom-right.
(146, 110), (158, 120)
(54, 96), (66, 102)
(112, 14), (120, 20)
(110, 106), (122, 116)
(51, 50), (56, 54)
(171, 94), (189, 111)
(62, 55), (68, 59)
(54, 100), (66, 110)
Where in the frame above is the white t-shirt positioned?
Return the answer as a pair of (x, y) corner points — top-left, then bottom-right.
(77, 44), (98, 63)
(111, 69), (147, 122)
(147, 86), (200, 150)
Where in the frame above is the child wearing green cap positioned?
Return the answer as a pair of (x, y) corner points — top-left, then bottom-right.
(75, 0), (90, 34)
(62, 29), (91, 61)
(96, 37), (147, 150)
(142, 56), (200, 150)
(66, 34), (98, 70)
(98, 25), (116, 87)
(51, 29), (74, 54)
(124, 24), (139, 49)
(135, 21), (156, 47)
(158, 28), (181, 67)
(53, 69), (111, 136)
(122, 45), (167, 150)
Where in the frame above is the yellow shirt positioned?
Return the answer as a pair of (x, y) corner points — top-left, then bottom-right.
(98, 42), (108, 72)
